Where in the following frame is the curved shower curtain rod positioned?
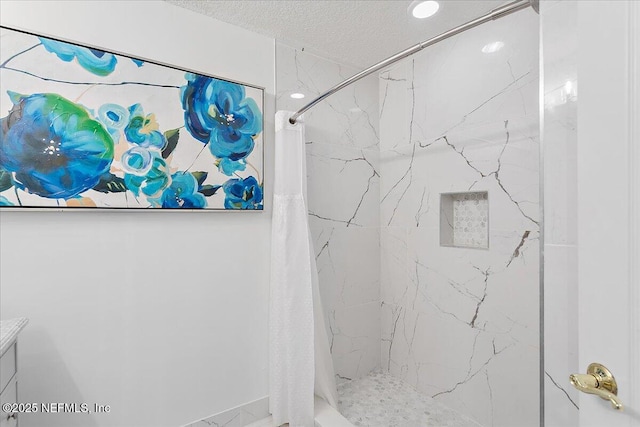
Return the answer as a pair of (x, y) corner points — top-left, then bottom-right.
(289, 0), (539, 124)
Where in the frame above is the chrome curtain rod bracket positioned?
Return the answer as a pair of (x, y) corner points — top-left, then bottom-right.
(288, 0), (537, 125)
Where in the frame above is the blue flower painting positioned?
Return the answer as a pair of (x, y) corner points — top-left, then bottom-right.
(223, 176), (263, 210)
(39, 38), (118, 76)
(0, 26), (263, 210)
(181, 74), (262, 176)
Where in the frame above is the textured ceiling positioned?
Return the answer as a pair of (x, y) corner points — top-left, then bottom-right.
(165, 0), (508, 68)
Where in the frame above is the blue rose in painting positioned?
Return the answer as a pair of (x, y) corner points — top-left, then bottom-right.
(155, 172), (206, 209)
(121, 146), (154, 176)
(124, 104), (166, 150)
(217, 158), (246, 176)
(0, 196), (13, 206)
(180, 74), (262, 162)
(222, 176), (263, 210)
(124, 154), (170, 199)
(39, 37), (117, 76)
(98, 103), (129, 142)
(0, 92), (114, 199)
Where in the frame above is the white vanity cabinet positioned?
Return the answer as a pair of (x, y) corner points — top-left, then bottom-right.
(0, 319), (28, 427)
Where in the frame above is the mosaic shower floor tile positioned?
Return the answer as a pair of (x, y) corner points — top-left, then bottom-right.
(337, 371), (483, 427)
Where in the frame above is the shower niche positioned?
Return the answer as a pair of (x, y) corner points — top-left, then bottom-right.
(440, 191), (489, 249)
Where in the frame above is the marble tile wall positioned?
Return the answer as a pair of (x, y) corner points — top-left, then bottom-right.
(541, 1), (579, 426)
(275, 42), (381, 381)
(378, 9), (540, 427)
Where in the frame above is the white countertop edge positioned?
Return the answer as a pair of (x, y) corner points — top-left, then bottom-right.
(0, 317), (29, 356)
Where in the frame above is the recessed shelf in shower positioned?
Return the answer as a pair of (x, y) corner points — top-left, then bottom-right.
(440, 191), (489, 249)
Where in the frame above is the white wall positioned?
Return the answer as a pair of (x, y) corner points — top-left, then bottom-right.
(0, 2), (275, 426)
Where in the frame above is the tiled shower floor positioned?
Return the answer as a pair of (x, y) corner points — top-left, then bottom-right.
(337, 371), (482, 427)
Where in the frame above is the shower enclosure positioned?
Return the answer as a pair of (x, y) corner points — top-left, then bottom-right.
(277, 2), (540, 426)
(276, 0), (640, 424)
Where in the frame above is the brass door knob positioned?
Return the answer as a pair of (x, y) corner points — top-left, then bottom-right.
(569, 363), (623, 410)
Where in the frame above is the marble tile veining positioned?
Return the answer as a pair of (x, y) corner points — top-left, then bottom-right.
(338, 370), (482, 427)
(378, 9), (539, 427)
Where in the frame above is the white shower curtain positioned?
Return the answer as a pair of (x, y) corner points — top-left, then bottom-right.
(270, 111), (338, 427)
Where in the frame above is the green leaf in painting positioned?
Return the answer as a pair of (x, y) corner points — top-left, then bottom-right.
(0, 169), (13, 193)
(162, 128), (180, 159)
(92, 173), (127, 193)
(198, 185), (221, 197)
(192, 171), (208, 186)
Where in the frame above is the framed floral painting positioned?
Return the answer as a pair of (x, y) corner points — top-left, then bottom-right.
(0, 26), (264, 210)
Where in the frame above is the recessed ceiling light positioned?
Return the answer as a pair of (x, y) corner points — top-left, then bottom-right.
(290, 93), (305, 99)
(481, 41), (505, 53)
(409, 1), (440, 19)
